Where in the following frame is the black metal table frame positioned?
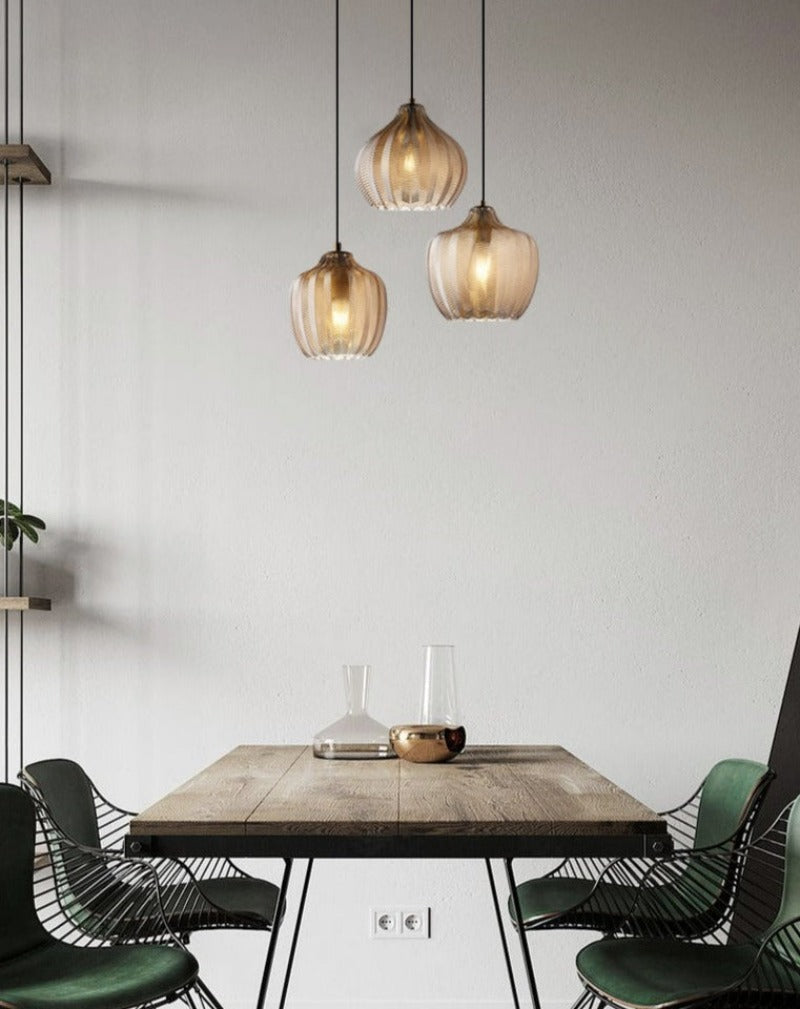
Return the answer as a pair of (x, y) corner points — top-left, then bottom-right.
(127, 831), (670, 1009)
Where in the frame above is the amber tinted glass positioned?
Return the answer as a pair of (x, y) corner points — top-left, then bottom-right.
(355, 103), (467, 211)
(291, 250), (387, 359)
(427, 204), (538, 320)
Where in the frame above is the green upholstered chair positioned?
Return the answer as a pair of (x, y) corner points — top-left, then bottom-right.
(511, 759), (772, 937)
(574, 796), (800, 1009)
(21, 758), (282, 939)
(0, 782), (210, 1009)
(500, 759), (773, 1009)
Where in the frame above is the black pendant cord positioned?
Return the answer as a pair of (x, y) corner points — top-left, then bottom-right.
(334, 0), (340, 252)
(3, 0), (6, 146)
(480, 0), (486, 207)
(409, 0), (414, 103)
(17, 0), (20, 140)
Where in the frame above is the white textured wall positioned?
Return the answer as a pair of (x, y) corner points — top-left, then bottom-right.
(15, 0), (800, 1006)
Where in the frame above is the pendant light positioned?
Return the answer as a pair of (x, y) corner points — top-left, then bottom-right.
(427, 0), (538, 320)
(291, 0), (387, 360)
(354, 0), (467, 211)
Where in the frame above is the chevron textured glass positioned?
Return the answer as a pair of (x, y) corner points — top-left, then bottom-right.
(427, 204), (538, 320)
(356, 102), (467, 211)
(291, 249), (387, 360)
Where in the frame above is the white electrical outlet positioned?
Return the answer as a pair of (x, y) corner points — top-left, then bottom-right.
(370, 907), (430, 939)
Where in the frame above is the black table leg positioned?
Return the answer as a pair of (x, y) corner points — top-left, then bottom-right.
(504, 858), (542, 1009)
(485, 859), (521, 1009)
(255, 858), (294, 1009)
(277, 859), (315, 1009)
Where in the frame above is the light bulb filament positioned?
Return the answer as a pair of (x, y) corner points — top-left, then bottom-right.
(402, 148), (417, 176)
(469, 243), (493, 291)
(331, 297), (351, 335)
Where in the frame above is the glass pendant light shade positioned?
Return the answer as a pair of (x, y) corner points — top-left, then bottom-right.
(291, 248), (387, 359)
(355, 102), (467, 211)
(427, 203), (538, 320)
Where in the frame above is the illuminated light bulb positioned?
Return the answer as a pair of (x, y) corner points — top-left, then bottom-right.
(469, 243), (493, 290)
(291, 249), (387, 360)
(330, 297), (350, 336)
(427, 204), (538, 321)
(402, 147), (418, 176)
(356, 102), (467, 211)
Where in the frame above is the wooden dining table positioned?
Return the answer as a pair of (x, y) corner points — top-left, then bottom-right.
(127, 745), (670, 1009)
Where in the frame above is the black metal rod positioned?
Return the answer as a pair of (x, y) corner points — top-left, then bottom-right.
(409, 0), (414, 102)
(334, 0), (340, 251)
(254, 858), (293, 1009)
(194, 978), (225, 1009)
(2, 0), (7, 777)
(568, 991), (597, 1009)
(16, 171), (21, 772)
(17, 1), (23, 771)
(504, 859), (542, 1009)
(486, 859), (520, 1009)
(277, 859), (314, 1009)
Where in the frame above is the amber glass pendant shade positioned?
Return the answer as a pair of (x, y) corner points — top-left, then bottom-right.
(355, 101), (467, 211)
(291, 248), (387, 359)
(427, 203), (538, 320)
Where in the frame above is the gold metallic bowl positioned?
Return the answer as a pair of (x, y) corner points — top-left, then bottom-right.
(389, 724), (466, 763)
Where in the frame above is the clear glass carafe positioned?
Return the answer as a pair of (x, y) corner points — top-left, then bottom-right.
(420, 645), (459, 726)
(313, 665), (395, 759)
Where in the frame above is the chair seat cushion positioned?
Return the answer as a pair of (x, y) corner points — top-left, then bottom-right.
(0, 940), (198, 1009)
(576, 937), (757, 1009)
(510, 877), (638, 928)
(160, 875), (280, 932)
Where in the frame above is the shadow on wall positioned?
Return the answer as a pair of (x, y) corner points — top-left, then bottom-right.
(22, 540), (128, 634)
(57, 176), (263, 211)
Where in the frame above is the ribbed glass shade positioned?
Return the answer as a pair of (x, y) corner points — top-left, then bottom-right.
(355, 102), (467, 211)
(427, 204), (538, 320)
(291, 249), (387, 360)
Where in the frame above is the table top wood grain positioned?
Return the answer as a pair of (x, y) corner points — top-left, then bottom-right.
(129, 745), (669, 859)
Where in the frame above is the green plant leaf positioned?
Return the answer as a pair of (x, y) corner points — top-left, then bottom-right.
(0, 504), (46, 551)
(0, 522), (18, 550)
(19, 514), (45, 530)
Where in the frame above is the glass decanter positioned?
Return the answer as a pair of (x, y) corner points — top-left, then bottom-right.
(313, 664), (395, 759)
(420, 645), (459, 725)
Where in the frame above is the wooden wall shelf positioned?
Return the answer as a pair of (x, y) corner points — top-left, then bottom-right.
(0, 597), (51, 611)
(0, 145), (51, 185)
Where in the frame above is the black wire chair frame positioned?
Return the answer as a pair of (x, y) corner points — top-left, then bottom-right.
(572, 800), (800, 1009)
(517, 763), (774, 937)
(21, 761), (282, 937)
(2, 784), (221, 1009)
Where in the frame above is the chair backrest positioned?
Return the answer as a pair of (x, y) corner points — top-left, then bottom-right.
(693, 758), (772, 850)
(0, 784), (49, 960)
(668, 759), (773, 934)
(772, 799), (800, 936)
(731, 620), (800, 941)
(22, 758), (101, 849)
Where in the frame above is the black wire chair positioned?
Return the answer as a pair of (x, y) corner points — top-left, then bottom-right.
(0, 782), (219, 1009)
(510, 759), (773, 936)
(21, 758), (284, 1004)
(497, 759), (773, 1009)
(573, 797), (800, 1008)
